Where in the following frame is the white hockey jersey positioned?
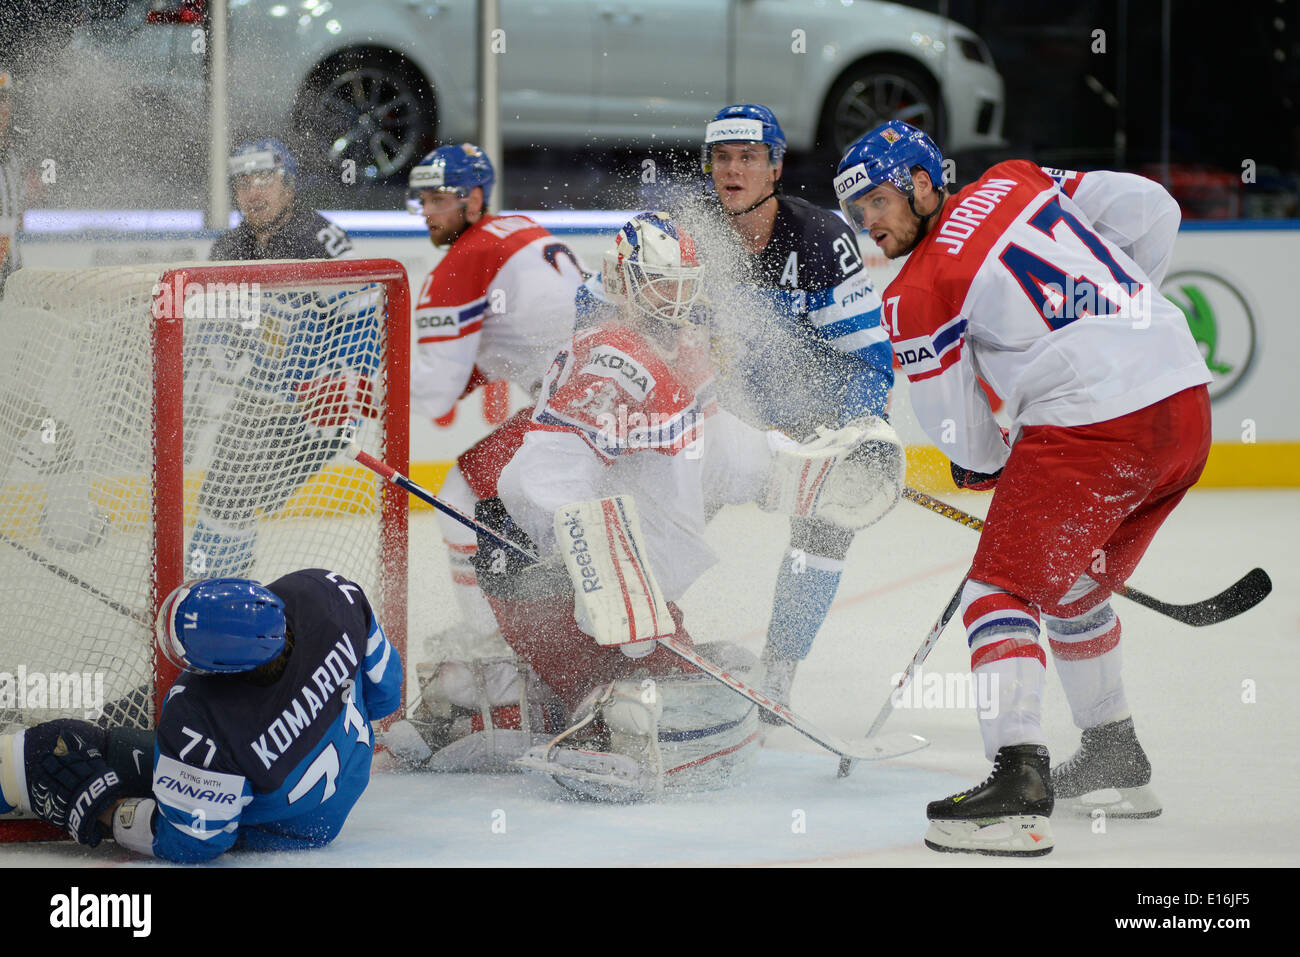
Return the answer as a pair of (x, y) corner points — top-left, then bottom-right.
(497, 321), (774, 601)
(883, 160), (1210, 474)
(410, 214), (586, 419)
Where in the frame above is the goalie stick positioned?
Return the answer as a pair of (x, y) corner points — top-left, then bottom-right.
(354, 450), (928, 764)
(902, 487), (1272, 627)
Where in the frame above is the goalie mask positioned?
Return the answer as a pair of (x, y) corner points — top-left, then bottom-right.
(601, 212), (704, 326)
(156, 578), (287, 675)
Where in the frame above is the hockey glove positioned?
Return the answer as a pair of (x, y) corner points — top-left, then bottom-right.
(24, 720), (123, 846)
(950, 461), (1002, 491)
(471, 497), (571, 600)
(950, 427), (1011, 491)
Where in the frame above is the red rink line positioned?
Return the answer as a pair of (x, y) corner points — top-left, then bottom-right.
(736, 558), (969, 643)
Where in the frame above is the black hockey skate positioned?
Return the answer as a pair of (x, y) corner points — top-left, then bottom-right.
(924, 744), (1054, 857)
(1052, 717), (1161, 819)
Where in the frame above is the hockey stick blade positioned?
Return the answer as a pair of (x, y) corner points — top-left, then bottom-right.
(902, 487), (1273, 627)
(1117, 566), (1272, 627)
(838, 576), (965, 778)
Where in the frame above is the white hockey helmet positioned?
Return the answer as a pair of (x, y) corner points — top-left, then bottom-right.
(601, 212), (704, 326)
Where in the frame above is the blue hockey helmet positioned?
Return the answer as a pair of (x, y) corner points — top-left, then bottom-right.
(156, 578), (287, 675)
(407, 143), (495, 212)
(701, 104), (786, 173)
(228, 137), (298, 186)
(833, 120), (945, 232)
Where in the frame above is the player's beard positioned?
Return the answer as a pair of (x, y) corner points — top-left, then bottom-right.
(429, 211), (470, 248)
(887, 216), (926, 258)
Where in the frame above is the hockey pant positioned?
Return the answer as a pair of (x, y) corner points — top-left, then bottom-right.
(961, 385), (1211, 759)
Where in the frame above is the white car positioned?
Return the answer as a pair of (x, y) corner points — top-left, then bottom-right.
(47, 0), (1003, 182)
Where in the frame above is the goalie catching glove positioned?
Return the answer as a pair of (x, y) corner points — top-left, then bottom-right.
(762, 415), (905, 531)
(554, 495), (674, 652)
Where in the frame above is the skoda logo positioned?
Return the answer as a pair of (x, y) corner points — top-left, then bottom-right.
(1161, 269), (1257, 401)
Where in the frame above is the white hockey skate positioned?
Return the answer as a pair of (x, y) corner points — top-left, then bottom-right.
(382, 657), (564, 772)
(757, 653), (798, 728)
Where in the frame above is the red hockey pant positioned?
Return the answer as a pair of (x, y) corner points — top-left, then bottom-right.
(971, 385), (1212, 617)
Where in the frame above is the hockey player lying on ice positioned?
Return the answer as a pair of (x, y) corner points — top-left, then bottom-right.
(1, 570), (401, 861)
(383, 212), (905, 800)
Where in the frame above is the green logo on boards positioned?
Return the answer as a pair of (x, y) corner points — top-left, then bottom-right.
(1162, 270), (1257, 401)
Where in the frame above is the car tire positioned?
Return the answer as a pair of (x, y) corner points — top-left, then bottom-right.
(817, 58), (943, 164)
(293, 52), (435, 184)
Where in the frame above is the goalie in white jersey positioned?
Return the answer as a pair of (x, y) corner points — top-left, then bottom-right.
(836, 121), (1212, 856)
(384, 213), (904, 799)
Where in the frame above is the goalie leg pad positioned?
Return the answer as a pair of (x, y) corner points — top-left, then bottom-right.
(656, 647), (761, 791)
(555, 496), (673, 646)
(518, 679), (662, 802)
(523, 645), (760, 800)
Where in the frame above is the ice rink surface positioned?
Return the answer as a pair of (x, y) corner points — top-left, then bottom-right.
(4, 489), (1296, 869)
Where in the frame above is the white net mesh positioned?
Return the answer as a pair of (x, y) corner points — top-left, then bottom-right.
(0, 261), (406, 733)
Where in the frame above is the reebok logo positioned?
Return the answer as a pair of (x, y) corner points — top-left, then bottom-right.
(560, 512), (602, 593)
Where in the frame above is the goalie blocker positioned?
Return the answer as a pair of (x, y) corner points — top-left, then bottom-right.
(398, 494), (762, 799)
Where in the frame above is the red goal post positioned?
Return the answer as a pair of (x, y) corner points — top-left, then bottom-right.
(150, 258), (411, 710)
(0, 257), (410, 840)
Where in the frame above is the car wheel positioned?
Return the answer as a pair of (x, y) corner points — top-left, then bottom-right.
(295, 55), (434, 183)
(819, 59), (943, 161)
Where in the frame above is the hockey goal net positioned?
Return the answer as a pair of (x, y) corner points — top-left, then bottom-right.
(0, 259), (410, 752)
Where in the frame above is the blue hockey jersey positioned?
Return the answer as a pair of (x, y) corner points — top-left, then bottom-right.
(724, 195), (893, 434)
(149, 569), (401, 862)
